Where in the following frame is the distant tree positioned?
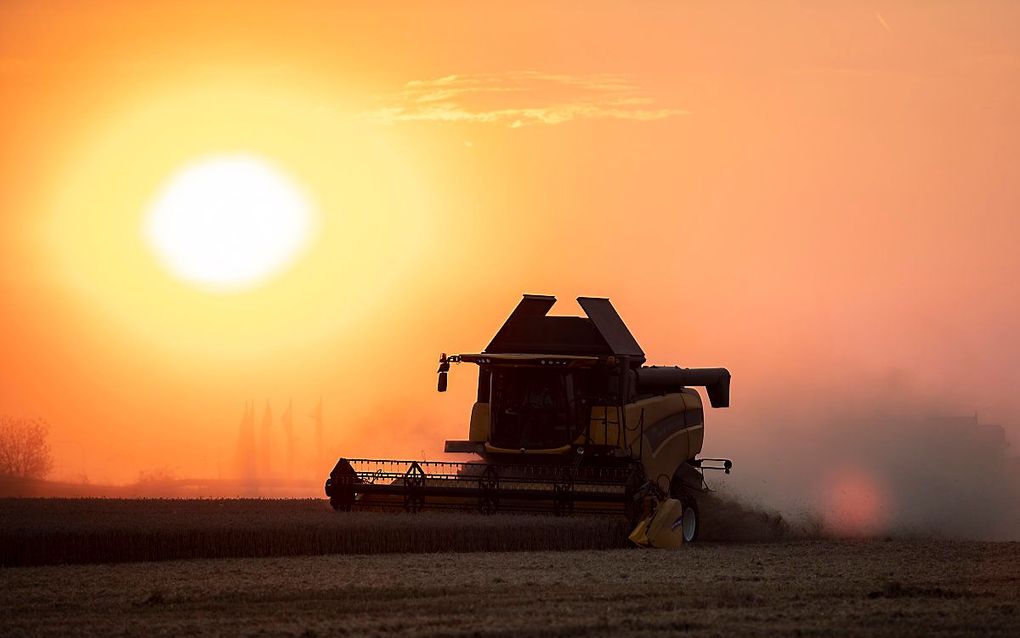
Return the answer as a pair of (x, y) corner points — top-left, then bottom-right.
(0, 416), (54, 480)
(137, 466), (177, 485)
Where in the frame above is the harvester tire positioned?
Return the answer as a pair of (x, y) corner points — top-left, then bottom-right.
(670, 462), (704, 542)
(680, 497), (699, 543)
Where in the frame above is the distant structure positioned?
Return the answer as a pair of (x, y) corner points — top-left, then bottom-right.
(282, 399), (295, 481)
(234, 398), (321, 483)
(259, 402), (273, 478)
(235, 400), (257, 483)
(928, 415), (1009, 467)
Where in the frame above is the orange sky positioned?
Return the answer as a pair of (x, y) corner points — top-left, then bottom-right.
(1, 1), (1019, 486)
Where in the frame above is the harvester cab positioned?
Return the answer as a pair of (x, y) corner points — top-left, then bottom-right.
(326, 294), (732, 543)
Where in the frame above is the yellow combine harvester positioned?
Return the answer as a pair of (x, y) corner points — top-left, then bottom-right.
(325, 294), (731, 542)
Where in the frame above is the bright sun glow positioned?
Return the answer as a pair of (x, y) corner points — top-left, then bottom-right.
(144, 154), (316, 292)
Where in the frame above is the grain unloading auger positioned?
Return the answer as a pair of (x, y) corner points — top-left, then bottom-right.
(325, 294), (732, 542)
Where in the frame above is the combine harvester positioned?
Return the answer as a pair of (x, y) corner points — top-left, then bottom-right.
(325, 295), (732, 543)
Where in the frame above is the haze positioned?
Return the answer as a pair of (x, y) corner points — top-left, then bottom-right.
(1, 2), (1018, 535)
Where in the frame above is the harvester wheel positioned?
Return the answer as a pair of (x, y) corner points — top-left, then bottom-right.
(670, 462), (704, 542)
(329, 498), (351, 512)
(680, 497), (699, 543)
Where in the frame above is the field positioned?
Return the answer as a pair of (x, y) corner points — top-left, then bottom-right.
(2, 499), (1018, 636)
(0, 499), (634, 566)
(3, 541), (1018, 636)
(0, 496), (788, 566)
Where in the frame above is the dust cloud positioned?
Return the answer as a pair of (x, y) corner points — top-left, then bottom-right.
(706, 377), (1020, 541)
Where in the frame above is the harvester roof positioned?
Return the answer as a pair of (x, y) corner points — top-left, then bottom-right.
(484, 295), (645, 362)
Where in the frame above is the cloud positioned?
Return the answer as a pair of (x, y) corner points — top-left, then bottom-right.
(362, 72), (686, 127)
(875, 12), (892, 34)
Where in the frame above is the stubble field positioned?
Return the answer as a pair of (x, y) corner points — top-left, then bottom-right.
(3, 541), (1019, 636)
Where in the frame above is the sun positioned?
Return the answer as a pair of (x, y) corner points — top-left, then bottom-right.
(47, 84), (432, 356)
(143, 154), (316, 292)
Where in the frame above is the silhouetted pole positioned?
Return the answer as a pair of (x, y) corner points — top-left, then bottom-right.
(259, 401), (272, 479)
(282, 399), (294, 481)
(236, 400), (257, 484)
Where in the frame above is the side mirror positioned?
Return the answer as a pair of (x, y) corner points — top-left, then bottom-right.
(437, 354), (451, 392)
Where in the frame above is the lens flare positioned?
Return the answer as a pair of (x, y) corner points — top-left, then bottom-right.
(822, 467), (889, 537)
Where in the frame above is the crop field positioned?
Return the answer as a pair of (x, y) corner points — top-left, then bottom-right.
(0, 496), (789, 566)
(3, 540), (1019, 636)
(0, 499), (633, 566)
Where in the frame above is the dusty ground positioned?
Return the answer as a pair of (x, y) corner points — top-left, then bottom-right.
(2, 541), (1018, 637)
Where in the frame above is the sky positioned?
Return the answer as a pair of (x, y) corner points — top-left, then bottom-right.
(1, 1), (1019, 527)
